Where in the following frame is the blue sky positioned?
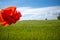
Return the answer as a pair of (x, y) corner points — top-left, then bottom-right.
(0, 0), (60, 9)
(0, 0), (60, 20)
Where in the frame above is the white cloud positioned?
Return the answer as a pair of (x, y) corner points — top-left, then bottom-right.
(17, 6), (60, 20)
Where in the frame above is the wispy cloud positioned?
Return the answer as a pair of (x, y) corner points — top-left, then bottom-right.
(17, 6), (60, 20)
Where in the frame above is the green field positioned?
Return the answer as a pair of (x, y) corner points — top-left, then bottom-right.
(0, 20), (60, 40)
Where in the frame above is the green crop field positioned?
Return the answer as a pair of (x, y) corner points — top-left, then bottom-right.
(0, 20), (60, 40)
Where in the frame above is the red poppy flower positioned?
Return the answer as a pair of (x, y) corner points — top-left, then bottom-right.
(0, 6), (22, 26)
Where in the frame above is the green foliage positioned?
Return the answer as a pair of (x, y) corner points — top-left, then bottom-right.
(57, 16), (60, 20)
(0, 20), (60, 40)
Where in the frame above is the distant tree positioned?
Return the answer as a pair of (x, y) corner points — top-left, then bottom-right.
(57, 15), (60, 20)
(45, 18), (47, 20)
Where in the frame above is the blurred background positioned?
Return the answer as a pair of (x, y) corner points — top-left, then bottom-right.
(0, 0), (60, 20)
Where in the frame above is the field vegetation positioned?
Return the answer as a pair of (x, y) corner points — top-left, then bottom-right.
(0, 20), (60, 40)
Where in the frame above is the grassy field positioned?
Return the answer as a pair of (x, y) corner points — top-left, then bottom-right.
(0, 20), (60, 40)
